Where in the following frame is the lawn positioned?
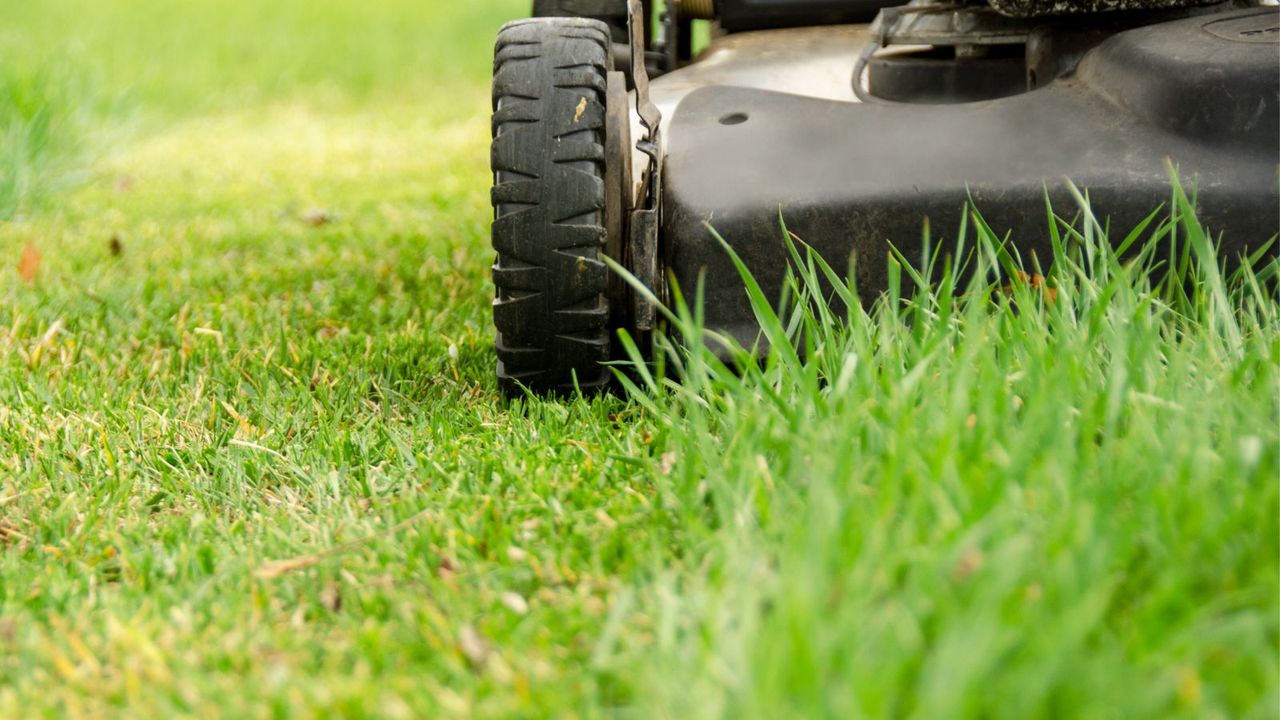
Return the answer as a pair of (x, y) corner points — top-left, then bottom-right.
(0, 1), (1276, 718)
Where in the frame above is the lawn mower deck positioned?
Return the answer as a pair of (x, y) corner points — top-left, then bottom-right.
(490, 0), (1280, 395)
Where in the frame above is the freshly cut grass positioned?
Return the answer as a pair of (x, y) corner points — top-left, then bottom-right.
(0, 1), (1276, 717)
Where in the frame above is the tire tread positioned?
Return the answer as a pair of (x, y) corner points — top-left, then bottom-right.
(491, 17), (614, 396)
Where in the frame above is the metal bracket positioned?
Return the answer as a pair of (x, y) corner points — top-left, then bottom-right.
(626, 0), (663, 331)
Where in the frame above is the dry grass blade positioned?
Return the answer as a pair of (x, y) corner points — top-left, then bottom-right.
(254, 508), (436, 579)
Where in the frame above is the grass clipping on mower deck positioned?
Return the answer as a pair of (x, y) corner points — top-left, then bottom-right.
(988, 0), (1221, 17)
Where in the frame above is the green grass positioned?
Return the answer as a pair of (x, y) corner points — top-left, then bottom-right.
(0, 2), (1276, 718)
(611, 182), (1278, 718)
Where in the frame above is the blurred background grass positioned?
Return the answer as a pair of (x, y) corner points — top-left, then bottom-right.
(0, 0), (526, 220)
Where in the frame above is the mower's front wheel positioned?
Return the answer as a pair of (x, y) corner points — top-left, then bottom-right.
(491, 18), (615, 397)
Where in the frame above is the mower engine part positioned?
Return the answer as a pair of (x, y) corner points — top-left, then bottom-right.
(719, 0), (888, 31)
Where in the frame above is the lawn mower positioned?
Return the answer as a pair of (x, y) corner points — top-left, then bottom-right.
(490, 0), (1279, 395)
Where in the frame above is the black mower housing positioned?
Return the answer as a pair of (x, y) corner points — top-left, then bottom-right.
(660, 7), (1279, 346)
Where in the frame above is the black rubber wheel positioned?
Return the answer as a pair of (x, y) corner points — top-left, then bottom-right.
(532, 0), (629, 42)
(491, 18), (615, 397)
